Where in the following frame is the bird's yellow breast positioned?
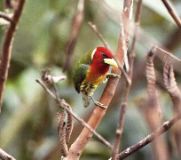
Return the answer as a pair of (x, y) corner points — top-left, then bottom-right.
(86, 67), (107, 85)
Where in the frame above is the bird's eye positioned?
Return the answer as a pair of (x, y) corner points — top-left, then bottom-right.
(101, 52), (108, 58)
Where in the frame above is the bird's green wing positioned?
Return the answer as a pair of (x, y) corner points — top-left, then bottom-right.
(73, 64), (89, 93)
(79, 49), (93, 65)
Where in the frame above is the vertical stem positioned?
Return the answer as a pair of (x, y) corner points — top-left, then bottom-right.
(0, 0), (26, 112)
(112, 1), (143, 159)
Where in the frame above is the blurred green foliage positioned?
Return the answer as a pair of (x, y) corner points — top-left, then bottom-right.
(0, 0), (181, 160)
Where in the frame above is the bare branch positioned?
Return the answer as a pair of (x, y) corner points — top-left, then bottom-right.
(0, 148), (16, 160)
(0, 0), (26, 112)
(36, 79), (113, 150)
(161, 0), (181, 27)
(111, 1), (135, 159)
(118, 113), (181, 159)
(88, 21), (110, 49)
(63, 0), (85, 71)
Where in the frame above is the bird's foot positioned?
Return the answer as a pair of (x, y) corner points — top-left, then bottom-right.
(106, 73), (120, 79)
(94, 101), (107, 109)
(89, 96), (107, 109)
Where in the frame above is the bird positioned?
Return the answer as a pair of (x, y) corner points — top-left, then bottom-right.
(73, 46), (119, 108)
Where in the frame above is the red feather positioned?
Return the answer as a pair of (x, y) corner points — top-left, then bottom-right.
(86, 47), (113, 83)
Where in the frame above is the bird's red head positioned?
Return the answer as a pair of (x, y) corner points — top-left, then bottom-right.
(90, 46), (118, 75)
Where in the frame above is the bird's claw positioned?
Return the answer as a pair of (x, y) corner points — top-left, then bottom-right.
(94, 101), (107, 109)
(106, 73), (120, 79)
(89, 96), (107, 109)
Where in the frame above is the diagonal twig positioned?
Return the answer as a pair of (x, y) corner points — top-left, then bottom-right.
(88, 21), (110, 49)
(161, 0), (181, 28)
(0, 148), (16, 160)
(36, 79), (113, 150)
(118, 112), (181, 159)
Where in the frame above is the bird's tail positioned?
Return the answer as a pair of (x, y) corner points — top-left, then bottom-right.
(82, 94), (90, 108)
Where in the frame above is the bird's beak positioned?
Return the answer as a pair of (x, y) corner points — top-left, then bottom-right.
(104, 58), (118, 68)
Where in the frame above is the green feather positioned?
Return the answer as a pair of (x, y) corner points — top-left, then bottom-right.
(73, 49), (93, 93)
(79, 49), (93, 65)
(73, 64), (89, 93)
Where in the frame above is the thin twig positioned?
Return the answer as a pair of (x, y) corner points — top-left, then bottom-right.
(0, 11), (13, 23)
(0, 0), (26, 112)
(63, 0), (85, 71)
(161, 0), (181, 28)
(36, 79), (113, 150)
(88, 21), (110, 49)
(118, 113), (181, 159)
(0, 148), (16, 160)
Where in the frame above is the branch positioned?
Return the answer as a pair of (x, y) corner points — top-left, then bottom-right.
(118, 112), (181, 159)
(88, 21), (110, 49)
(111, 1), (141, 159)
(0, 0), (26, 112)
(0, 148), (16, 160)
(63, 0), (85, 71)
(161, 0), (181, 28)
(36, 79), (113, 150)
